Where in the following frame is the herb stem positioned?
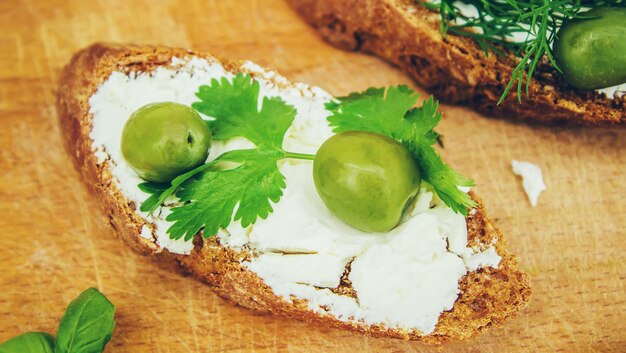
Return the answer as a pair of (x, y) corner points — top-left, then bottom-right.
(283, 151), (316, 161)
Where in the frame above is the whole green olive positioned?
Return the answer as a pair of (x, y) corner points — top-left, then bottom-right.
(121, 102), (212, 183)
(554, 7), (626, 89)
(313, 131), (421, 233)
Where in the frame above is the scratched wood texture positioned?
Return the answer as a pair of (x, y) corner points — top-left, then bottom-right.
(0, 0), (625, 352)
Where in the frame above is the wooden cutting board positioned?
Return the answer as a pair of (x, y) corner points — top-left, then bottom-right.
(0, 0), (624, 351)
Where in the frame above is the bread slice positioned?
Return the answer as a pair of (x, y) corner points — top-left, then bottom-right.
(56, 43), (531, 343)
(287, 0), (626, 126)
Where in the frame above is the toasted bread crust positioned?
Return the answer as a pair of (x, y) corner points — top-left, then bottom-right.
(287, 0), (626, 126)
(56, 43), (531, 343)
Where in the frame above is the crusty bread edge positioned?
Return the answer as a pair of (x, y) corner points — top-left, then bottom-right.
(287, 0), (625, 126)
(56, 43), (532, 344)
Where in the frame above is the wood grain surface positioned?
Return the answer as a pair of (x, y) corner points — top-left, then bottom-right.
(0, 0), (624, 352)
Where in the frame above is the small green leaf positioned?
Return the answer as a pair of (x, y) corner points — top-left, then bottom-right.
(138, 182), (169, 213)
(405, 140), (475, 215)
(167, 149), (286, 240)
(192, 74), (296, 149)
(0, 332), (55, 353)
(327, 85), (476, 214)
(326, 85), (418, 137)
(54, 288), (115, 353)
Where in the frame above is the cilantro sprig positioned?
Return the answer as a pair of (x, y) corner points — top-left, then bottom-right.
(140, 74), (315, 241)
(326, 86), (476, 215)
(140, 75), (475, 241)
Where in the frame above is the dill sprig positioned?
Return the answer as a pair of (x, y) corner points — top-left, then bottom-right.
(418, 0), (625, 103)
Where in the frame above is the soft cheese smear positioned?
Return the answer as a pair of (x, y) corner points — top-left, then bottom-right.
(512, 160), (546, 207)
(89, 57), (501, 335)
(597, 83), (626, 99)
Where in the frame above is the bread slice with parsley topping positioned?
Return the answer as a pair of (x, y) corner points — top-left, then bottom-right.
(56, 43), (531, 343)
(287, 0), (626, 126)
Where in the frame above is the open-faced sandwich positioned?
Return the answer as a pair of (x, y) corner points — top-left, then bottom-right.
(57, 43), (531, 343)
(287, 0), (626, 125)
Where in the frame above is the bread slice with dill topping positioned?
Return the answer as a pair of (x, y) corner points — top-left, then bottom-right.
(56, 43), (531, 343)
(286, 0), (626, 126)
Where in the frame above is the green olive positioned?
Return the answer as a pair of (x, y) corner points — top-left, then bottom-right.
(554, 7), (626, 89)
(121, 102), (212, 183)
(313, 131), (421, 233)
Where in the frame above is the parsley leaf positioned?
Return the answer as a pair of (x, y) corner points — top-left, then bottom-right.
(138, 182), (169, 213)
(325, 86), (418, 135)
(192, 74), (296, 148)
(326, 85), (476, 215)
(140, 74), (298, 240)
(167, 149), (286, 240)
(140, 158), (222, 216)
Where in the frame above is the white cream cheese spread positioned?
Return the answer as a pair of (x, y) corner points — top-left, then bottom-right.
(512, 160), (546, 207)
(597, 83), (626, 99)
(89, 56), (501, 334)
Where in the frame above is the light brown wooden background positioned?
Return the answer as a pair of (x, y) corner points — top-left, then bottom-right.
(0, 0), (624, 352)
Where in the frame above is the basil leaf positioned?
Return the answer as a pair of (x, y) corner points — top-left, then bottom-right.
(54, 288), (115, 353)
(0, 332), (55, 353)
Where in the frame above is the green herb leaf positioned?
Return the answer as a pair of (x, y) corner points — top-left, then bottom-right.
(407, 141), (475, 214)
(326, 86), (418, 136)
(0, 332), (55, 353)
(192, 74), (296, 148)
(140, 74), (299, 240)
(139, 159), (222, 215)
(326, 86), (476, 215)
(166, 149), (286, 240)
(54, 288), (115, 353)
(138, 182), (169, 213)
